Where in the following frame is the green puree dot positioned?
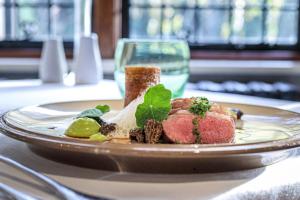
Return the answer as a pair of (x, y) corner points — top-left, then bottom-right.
(89, 134), (107, 142)
(65, 117), (101, 138)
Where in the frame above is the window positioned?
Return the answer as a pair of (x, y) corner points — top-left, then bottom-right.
(0, 0), (75, 49)
(123, 0), (300, 51)
(0, 0), (119, 58)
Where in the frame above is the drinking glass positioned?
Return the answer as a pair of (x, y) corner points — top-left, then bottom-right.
(114, 39), (190, 98)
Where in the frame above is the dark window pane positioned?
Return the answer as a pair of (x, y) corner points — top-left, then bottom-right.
(266, 9), (298, 44)
(232, 8), (263, 44)
(233, 0), (264, 7)
(0, 0), (75, 43)
(0, 1), (5, 40)
(51, 0), (73, 3)
(127, 0), (299, 49)
(232, 9), (263, 44)
(130, 0), (158, 6)
(267, 0), (299, 8)
(197, 0), (229, 6)
(129, 7), (161, 38)
(161, 8), (196, 39)
(161, 7), (176, 38)
(16, 7), (49, 41)
(51, 6), (74, 40)
(172, 9), (195, 41)
(196, 9), (230, 43)
(16, 0), (48, 3)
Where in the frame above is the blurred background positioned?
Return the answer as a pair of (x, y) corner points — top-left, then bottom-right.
(1, 0), (300, 100)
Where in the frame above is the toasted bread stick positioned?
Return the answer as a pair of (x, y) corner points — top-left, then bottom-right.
(124, 66), (160, 107)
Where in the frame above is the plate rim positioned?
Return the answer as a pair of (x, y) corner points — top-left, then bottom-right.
(1, 99), (300, 158)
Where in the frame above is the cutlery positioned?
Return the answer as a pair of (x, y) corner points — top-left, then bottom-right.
(0, 155), (110, 200)
(0, 182), (39, 200)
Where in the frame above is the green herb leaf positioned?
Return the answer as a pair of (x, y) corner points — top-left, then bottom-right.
(189, 97), (211, 117)
(135, 84), (172, 128)
(76, 108), (105, 125)
(77, 108), (104, 119)
(95, 104), (110, 113)
(76, 105), (110, 125)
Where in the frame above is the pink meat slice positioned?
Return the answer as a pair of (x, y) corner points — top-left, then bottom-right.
(162, 110), (235, 144)
(199, 112), (235, 144)
(171, 98), (231, 117)
(162, 111), (195, 144)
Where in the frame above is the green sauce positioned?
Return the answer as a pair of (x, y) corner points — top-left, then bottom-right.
(65, 117), (101, 138)
(89, 134), (107, 142)
(192, 117), (201, 143)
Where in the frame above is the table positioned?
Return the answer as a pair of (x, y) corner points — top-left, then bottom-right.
(0, 79), (300, 200)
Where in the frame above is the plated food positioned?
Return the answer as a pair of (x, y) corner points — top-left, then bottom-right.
(65, 66), (243, 145)
(2, 78), (300, 172)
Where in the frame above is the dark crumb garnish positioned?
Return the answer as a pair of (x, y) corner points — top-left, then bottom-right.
(231, 108), (244, 120)
(129, 119), (165, 144)
(96, 118), (107, 126)
(100, 123), (117, 135)
(129, 128), (145, 143)
(236, 109), (244, 120)
(144, 119), (163, 144)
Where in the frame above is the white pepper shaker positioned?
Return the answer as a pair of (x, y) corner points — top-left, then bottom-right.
(39, 38), (68, 83)
(74, 33), (103, 84)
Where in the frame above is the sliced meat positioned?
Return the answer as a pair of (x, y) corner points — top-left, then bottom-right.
(171, 98), (241, 122)
(171, 98), (193, 110)
(210, 103), (233, 117)
(162, 111), (195, 144)
(198, 112), (235, 144)
(170, 98), (193, 115)
(171, 98), (230, 115)
(162, 111), (235, 144)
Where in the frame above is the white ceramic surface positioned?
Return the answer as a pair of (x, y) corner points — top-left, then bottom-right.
(74, 33), (103, 84)
(39, 38), (68, 83)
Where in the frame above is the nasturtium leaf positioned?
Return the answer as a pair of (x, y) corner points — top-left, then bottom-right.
(135, 84), (172, 128)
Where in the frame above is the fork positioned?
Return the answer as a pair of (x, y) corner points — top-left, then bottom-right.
(0, 155), (111, 200)
(0, 182), (40, 200)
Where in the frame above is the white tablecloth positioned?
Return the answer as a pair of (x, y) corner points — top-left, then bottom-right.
(0, 79), (300, 200)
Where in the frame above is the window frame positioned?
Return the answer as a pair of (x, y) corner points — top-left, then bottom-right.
(0, 0), (300, 60)
(0, 0), (121, 58)
(122, 0), (300, 60)
(0, 0), (73, 52)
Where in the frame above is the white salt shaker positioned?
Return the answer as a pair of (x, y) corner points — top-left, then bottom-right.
(39, 38), (68, 83)
(74, 33), (103, 84)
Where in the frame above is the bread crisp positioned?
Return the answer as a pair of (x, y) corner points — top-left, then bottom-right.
(124, 66), (160, 107)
